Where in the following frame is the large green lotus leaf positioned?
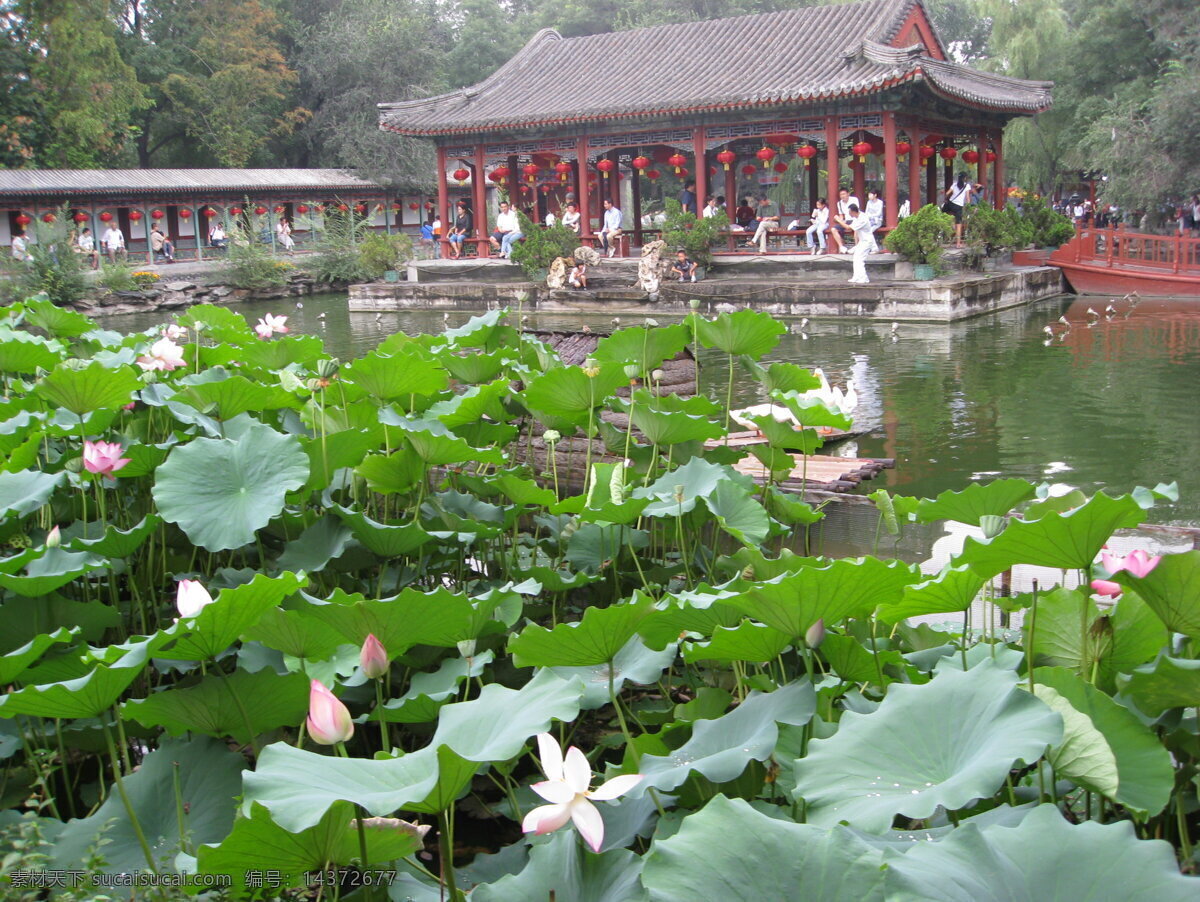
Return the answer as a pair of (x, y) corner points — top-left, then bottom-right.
(0, 410), (44, 458)
(883, 804), (1200, 902)
(440, 349), (510, 384)
(748, 414), (824, 453)
(490, 473), (557, 507)
(52, 736), (243, 874)
(748, 360), (822, 394)
(34, 361), (141, 416)
(430, 669), (585, 762)
(162, 572), (308, 661)
(524, 364), (626, 421)
(0, 627), (78, 682)
(176, 304), (256, 342)
(0, 430), (40, 473)
(877, 565), (989, 623)
(509, 592), (654, 667)
(331, 504), (433, 556)
(955, 492), (1145, 578)
(19, 297), (94, 339)
(0, 594), (120, 645)
(439, 307), (508, 346)
(550, 637), (678, 708)
(643, 796), (885, 902)
(630, 681), (815, 796)
(701, 480), (770, 546)
(770, 390), (853, 430)
(1028, 587), (1166, 692)
(244, 607), (347, 661)
(175, 373), (302, 420)
(795, 662), (1062, 831)
(123, 668), (310, 745)
(377, 652), (494, 723)
(564, 523), (649, 573)
(275, 515), (353, 574)
(394, 419), (505, 467)
(343, 345), (447, 400)
(1113, 550), (1200, 637)
(593, 323), (690, 370)
(638, 592), (743, 649)
(554, 487), (652, 527)
(234, 333), (326, 371)
(821, 633), (905, 683)
(0, 469), (63, 518)
(0, 547), (109, 597)
(64, 515), (160, 558)
(1031, 667), (1172, 817)
(0, 326), (62, 372)
(1031, 682), (1119, 800)
(299, 586), (484, 654)
(630, 403), (723, 446)
(725, 558), (918, 640)
(299, 429), (380, 492)
(199, 801), (426, 895)
(473, 830), (648, 902)
(355, 448), (425, 494)
(1119, 655), (1200, 716)
(0, 642), (150, 719)
(636, 456), (756, 518)
(682, 621), (790, 664)
(427, 378), (510, 426)
(152, 421), (309, 551)
(914, 478), (1037, 525)
(692, 309), (785, 359)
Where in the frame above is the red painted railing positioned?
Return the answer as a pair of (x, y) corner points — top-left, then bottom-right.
(1057, 225), (1200, 274)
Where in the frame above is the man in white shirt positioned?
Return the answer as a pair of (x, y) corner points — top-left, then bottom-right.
(102, 224), (126, 263)
(805, 199), (829, 254)
(598, 198), (623, 257)
(752, 196), (780, 254)
(489, 201), (521, 257)
(830, 189), (860, 253)
(833, 202), (874, 283)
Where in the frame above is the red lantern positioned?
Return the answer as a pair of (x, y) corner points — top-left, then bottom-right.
(740, 164), (757, 177)
(851, 141), (873, 163)
(316, 204), (327, 214)
(716, 149), (737, 171)
(518, 184), (530, 194)
(488, 165), (510, 185)
(895, 141), (912, 159)
(677, 167), (689, 178)
(151, 209), (165, 219)
(128, 210), (143, 222)
(962, 150), (980, 165)
(521, 163), (540, 183)
(404, 202), (415, 211)
(254, 205), (268, 215)
(985, 150), (997, 163)
(273, 204), (286, 214)
(596, 158), (615, 179)
(667, 153), (687, 174)
(98, 212), (113, 222)
(374, 204), (384, 213)
(539, 184), (552, 194)
(336, 203), (348, 212)
(453, 168), (470, 185)
(203, 207), (217, 218)
(755, 146), (776, 168)
(72, 212), (88, 223)
(708, 165), (718, 178)
(296, 204), (308, 214)
(41, 212), (55, 223)
(631, 155), (650, 171)
(645, 169), (660, 180)
(230, 206), (243, 216)
(14, 213), (31, 226)
(764, 133), (796, 149)
(178, 208), (192, 219)
(554, 161), (572, 182)
(940, 147), (958, 161)
(797, 144), (818, 168)
(354, 203), (367, 214)
(919, 145), (935, 161)
(773, 162), (789, 174)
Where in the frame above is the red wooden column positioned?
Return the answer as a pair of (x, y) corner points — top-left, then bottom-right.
(608, 149), (621, 207)
(807, 155), (819, 208)
(435, 146), (450, 259)
(473, 144), (488, 257)
(575, 136), (590, 240)
(725, 163), (735, 213)
(908, 126), (923, 214)
(825, 117), (840, 210)
(992, 130), (1004, 210)
(925, 146), (937, 206)
(882, 112), (899, 227)
(976, 128), (989, 202)
(693, 126), (707, 216)
(632, 167), (643, 245)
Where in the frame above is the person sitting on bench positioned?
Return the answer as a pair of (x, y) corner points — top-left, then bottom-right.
(597, 198), (623, 257)
(752, 196), (780, 254)
(805, 198), (829, 254)
(209, 223), (228, 249)
(669, 250), (697, 282)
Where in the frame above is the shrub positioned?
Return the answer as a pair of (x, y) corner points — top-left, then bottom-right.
(223, 226), (291, 290)
(308, 208), (372, 284)
(509, 214), (580, 279)
(660, 198), (727, 267)
(884, 203), (955, 270)
(358, 232), (414, 280)
(964, 204), (1026, 259)
(3, 206), (88, 306)
(1020, 194), (1075, 248)
(97, 262), (136, 292)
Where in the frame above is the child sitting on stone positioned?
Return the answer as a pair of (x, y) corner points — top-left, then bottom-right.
(669, 250), (697, 282)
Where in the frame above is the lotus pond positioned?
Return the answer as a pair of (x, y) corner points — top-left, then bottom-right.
(0, 296), (1198, 901)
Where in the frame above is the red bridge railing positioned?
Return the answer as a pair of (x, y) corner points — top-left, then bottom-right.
(1055, 224), (1200, 273)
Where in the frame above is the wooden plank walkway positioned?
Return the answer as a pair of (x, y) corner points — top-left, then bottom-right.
(731, 452), (895, 494)
(710, 428), (865, 447)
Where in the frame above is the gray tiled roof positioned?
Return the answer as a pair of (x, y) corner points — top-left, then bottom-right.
(0, 169), (380, 198)
(379, 0), (1051, 137)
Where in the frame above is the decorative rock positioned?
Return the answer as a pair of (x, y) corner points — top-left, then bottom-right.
(165, 281), (197, 292)
(210, 285), (233, 297)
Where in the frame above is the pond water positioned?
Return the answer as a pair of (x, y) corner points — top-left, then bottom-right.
(99, 291), (1200, 533)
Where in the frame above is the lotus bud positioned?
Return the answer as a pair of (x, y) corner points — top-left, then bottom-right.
(689, 298), (701, 310)
(741, 565), (755, 580)
(543, 429), (561, 444)
(306, 679), (354, 745)
(805, 618), (826, 648)
(176, 579), (214, 618)
(45, 525), (61, 548)
(457, 639), (477, 658)
(645, 317), (658, 327)
(651, 369), (664, 383)
(1089, 579), (1122, 598)
(610, 464), (626, 505)
(360, 633), (389, 680)
(673, 484), (685, 503)
(624, 364), (640, 380)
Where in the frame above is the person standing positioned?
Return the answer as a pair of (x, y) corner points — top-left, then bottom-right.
(805, 198), (829, 254)
(597, 198), (623, 257)
(864, 190), (883, 253)
(752, 195), (780, 254)
(102, 222), (126, 263)
(448, 201), (473, 258)
(11, 231), (30, 262)
(834, 202), (873, 283)
(678, 180), (696, 216)
(943, 175), (972, 248)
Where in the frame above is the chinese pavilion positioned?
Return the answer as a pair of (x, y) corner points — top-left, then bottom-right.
(379, 0), (1052, 257)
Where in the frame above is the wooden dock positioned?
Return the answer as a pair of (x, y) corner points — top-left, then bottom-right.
(730, 451), (895, 494)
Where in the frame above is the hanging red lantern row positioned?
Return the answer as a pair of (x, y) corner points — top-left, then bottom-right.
(128, 210), (143, 222)
(354, 203), (367, 214)
(521, 163), (540, 183)
(254, 205), (268, 215)
(41, 212), (55, 223)
(539, 183), (553, 194)
(554, 161), (572, 182)
(755, 146), (776, 168)
(488, 166), (510, 185)
(14, 213), (31, 226)
(98, 211), (113, 222)
(940, 146), (958, 161)
(151, 209), (165, 219)
(797, 144), (818, 168)
(404, 202), (416, 211)
(895, 140), (912, 159)
(518, 184), (532, 194)
(962, 149), (980, 165)
(296, 204), (309, 214)
(178, 208), (192, 219)
(596, 158), (615, 179)
(273, 204), (286, 214)
(851, 141), (873, 163)
(985, 150), (997, 163)
(716, 149), (736, 171)
(631, 155), (650, 172)
(667, 152), (687, 174)
(230, 206), (243, 216)
(203, 207), (217, 218)
(773, 161), (789, 174)
(740, 164), (757, 177)
(919, 145), (935, 161)
(645, 169), (661, 180)
(453, 168), (470, 186)
(764, 133), (795, 151)
(72, 212), (88, 223)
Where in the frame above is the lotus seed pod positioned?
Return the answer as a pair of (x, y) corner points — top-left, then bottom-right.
(543, 429), (561, 444)
(457, 639), (477, 658)
(652, 369), (664, 382)
(805, 618), (826, 648)
(316, 358), (340, 380)
(689, 298), (701, 310)
(624, 364), (640, 379)
(645, 317), (658, 327)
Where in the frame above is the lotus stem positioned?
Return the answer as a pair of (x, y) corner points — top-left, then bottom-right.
(101, 718), (158, 874)
(438, 809), (462, 901)
(356, 804), (374, 901)
(173, 760), (190, 855)
(374, 679), (389, 753)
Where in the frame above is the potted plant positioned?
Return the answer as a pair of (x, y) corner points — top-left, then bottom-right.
(660, 198), (727, 274)
(884, 203), (954, 279)
(963, 204), (1026, 270)
(1021, 194), (1075, 249)
(509, 214), (580, 282)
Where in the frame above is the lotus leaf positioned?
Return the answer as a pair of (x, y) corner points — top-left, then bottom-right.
(691, 309), (785, 359)
(34, 361), (141, 416)
(914, 478), (1037, 525)
(1113, 550), (1200, 637)
(509, 593), (655, 667)
(473, 830), (649, 902)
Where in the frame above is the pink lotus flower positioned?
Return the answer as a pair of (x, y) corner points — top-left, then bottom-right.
(255, 313), (289, 339)
(45, 525), (60, 548)
(82, 440), (131, 477)
(254, 321), (274, 340)
(137, 337), (186, 371)
(360, 634), (389, 680)
(176, 579), (214, 618)
(1090, 579), (1123, 598)
(522, 733), (642, 853)
(162, 324), (185, 340)
(1100, 549), (1161, 579)
(307, 680), (354, 745)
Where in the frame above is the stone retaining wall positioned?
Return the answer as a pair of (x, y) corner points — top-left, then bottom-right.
(69, 273), (345, 316)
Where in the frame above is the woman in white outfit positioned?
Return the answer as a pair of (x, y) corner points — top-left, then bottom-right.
(834, 203), (874, 284)
(276, 218), (295, 252)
